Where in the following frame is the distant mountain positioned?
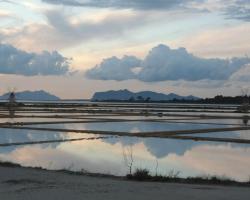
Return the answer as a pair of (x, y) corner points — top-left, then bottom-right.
(0, 90), (60, 101)
(91, 89), (200, 101)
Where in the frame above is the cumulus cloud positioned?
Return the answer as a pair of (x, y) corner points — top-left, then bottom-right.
(42, 0), (202, 10)
(0, 43), (71, 75)
(86, 44), (250, 82)
(86, 56), (141, 81)
(138, 45), (250, 81)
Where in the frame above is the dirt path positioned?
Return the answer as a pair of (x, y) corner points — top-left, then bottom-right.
(0, 166), (249, 200)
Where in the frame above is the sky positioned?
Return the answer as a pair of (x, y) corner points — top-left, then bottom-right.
(0, 0), (250, 99)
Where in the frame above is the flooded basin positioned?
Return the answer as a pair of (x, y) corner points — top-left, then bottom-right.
(0, 102), (250, 182)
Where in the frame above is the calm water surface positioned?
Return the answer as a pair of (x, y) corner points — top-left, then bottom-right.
(0, 102), (249, 181)
(0, 120), (250, 182)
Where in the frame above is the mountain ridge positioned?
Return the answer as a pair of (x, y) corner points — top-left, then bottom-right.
(0, 90), (60, 101)
(91, 89), (200, 101)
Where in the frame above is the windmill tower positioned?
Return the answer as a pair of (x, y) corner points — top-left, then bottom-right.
(8, 92), (16, 104)
(7, 87), (17, 105)
(6, 87), (17, 118)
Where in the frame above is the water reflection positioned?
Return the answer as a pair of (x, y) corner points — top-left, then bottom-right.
(1, 121), (250, 158)
(104, 136), (194, 157)
(0, 121), (250, 182)
(8, 106), (15, 118)
(242, 115), (249, 126)
(0, 128), (64, 153)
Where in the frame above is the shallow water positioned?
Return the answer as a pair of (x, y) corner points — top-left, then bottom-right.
(0, 124), (250, 182)
(0, 102), (250, 182)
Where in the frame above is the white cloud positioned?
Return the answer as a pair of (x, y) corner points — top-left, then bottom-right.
(86, 44), (250, 82)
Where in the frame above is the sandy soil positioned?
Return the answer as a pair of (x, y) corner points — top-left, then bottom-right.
(0, 166), (249, 200)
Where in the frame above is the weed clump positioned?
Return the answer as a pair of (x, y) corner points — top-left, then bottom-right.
(126, 168), (250, 187)
(127, 168), (151, 181)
